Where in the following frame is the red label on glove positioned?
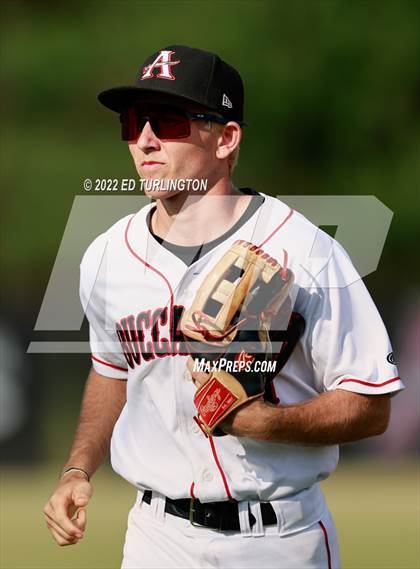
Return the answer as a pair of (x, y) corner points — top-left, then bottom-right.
(194, 377), (238, 428)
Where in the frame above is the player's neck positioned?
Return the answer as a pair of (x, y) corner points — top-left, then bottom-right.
(151, 178), (251, 246)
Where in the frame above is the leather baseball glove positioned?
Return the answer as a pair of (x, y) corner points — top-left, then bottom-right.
(181, 239), (297, 436)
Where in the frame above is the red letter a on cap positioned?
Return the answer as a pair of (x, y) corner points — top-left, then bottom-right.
(141, 50), (181, 81)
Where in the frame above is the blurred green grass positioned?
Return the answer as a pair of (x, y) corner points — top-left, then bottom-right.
(1, 459), (419, 569)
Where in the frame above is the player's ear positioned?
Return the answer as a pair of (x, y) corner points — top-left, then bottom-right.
(215, 122), (242, 162)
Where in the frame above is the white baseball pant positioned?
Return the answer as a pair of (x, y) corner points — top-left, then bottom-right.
(121, 491), (340, 569)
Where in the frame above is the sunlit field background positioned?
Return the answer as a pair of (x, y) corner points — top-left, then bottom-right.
(2, 460), (419, 568)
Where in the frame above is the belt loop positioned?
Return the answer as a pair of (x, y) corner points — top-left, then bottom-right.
(238, 501), (253, 537)
(150, 491), (166, 525)
(189, 498), (200, 528)
(249, 501), (264, 537)
(136, 489), (145, 510)
(270, 501), (285, 536)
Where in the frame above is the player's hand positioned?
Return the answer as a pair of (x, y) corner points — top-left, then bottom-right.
(187, 357), (271, 438)
(43, 471), (93, 546)
(187, 356), (210, 389)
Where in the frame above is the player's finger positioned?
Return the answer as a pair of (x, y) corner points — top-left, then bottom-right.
(44, 512), (79, 541)
(186, 357), (195, 374)
(47, 522), (79, 546)
(52, 501), (84, 538)
(44, 509), (78, 539)
(191, 370), (211, 388)
(187, 357), (211, 388)
(43, 501), (54, 519)
(71, 483), (93, 509)
(73, 507), (87, 533)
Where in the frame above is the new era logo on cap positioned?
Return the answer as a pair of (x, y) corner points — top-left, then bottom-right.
(222, 94), (233, 108)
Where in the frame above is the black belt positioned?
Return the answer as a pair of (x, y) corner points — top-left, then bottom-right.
(142, 490), (277, 531)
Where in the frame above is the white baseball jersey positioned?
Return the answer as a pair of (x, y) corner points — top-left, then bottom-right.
(80, 192), (403, 504)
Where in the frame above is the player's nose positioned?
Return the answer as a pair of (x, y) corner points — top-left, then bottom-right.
(137, 121), (161, 151)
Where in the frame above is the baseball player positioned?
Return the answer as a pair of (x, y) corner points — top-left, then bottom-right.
(43, 45), (404, 568)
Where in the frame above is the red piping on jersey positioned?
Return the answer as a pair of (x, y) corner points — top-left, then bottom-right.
(338, 376), (400, 388)
(280, 248), (289, 280)
(125, 214), (175, 299)
(258, 208), (294, 248)
(319, 521), (332, 569)
(124, 214), (175, 346)
(267, 380), (280, 405)
(208, 436), (233, 500)
(190, 482), (196, 499)
(91, 355), (128, 372)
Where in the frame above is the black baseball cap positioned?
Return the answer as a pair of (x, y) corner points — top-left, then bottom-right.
(98, 45), (245, 124)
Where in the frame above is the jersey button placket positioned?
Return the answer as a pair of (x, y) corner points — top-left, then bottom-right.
(185, 289), (195, 302)
(183, 369), (192, 382)
(191, 422), (201, 435)
(201, 469), (214, 482)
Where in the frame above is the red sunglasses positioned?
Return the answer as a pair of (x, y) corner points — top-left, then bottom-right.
(119, 105), (229, 141)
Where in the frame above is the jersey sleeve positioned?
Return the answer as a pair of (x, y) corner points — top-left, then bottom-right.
(80, 233), (128, 380)
(304, 240), (403, 396)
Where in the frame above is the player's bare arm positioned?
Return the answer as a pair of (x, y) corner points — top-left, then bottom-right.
(43, 368), (126, 546)
(188, 360), (391, 444)
(221, 390), (391, 444)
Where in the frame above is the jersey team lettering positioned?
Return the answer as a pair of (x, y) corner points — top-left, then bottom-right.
(116, 306), (187, 368)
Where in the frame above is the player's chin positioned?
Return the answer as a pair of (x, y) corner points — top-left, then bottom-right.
(143, 188), (184, 201)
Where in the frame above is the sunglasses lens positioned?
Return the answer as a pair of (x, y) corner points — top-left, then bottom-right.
(121, 108), (139, 141)
(155, 114), (191, 139)
(120, 107), (191, 141)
